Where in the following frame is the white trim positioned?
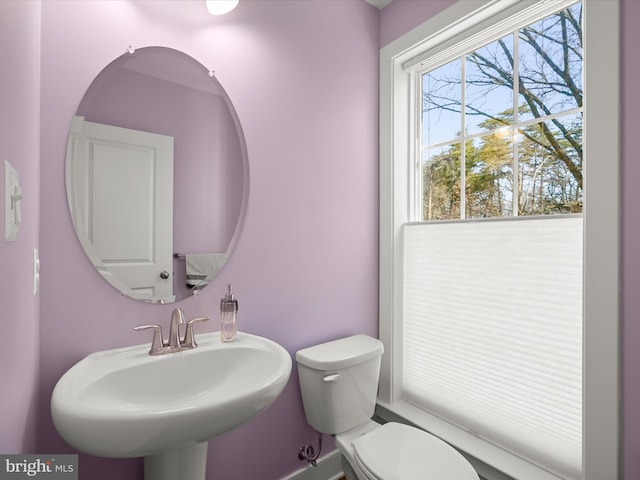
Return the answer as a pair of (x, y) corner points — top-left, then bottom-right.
(403, 0), (579, 73)
(376, 400), (564, 480)
(281, 450), (343, 480)
(379, 0), (620, 478)
(581, 0), (620, 478)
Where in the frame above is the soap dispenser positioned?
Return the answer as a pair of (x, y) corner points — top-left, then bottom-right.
(220, 283), (238, 342)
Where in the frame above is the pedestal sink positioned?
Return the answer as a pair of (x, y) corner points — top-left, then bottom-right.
(51, 332), (292, 480)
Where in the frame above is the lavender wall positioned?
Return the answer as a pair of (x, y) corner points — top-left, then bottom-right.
(380, 0), (453, 46)
(37, 1), (378, 479)
(0, 0), (41, 455)
(621, 0), (640, 477)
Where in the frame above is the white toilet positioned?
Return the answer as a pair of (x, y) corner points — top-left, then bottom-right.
(296, 335), (479, 480)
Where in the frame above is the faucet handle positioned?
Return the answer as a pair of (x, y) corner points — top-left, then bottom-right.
(183, 317), (209, 348)
(134, 324), (164, 355)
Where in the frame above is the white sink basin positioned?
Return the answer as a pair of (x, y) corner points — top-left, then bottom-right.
(51, 332), (291, 463)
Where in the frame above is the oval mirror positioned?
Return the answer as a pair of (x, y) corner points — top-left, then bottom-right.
(65, 47), (248, 303)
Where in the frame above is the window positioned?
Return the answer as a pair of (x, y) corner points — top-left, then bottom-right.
(379, 1), (619, 479)
(419, 2), (583, 220)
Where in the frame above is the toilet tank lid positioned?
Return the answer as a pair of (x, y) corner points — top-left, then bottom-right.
(295, 335), (384, 370)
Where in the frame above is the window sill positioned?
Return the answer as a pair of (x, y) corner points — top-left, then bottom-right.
(375, 400), (564, 480)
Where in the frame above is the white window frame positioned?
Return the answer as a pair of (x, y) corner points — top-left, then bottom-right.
(378, 1), (619, 479)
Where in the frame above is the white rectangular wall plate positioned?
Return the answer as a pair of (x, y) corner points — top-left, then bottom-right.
(5, 159), (22, 242)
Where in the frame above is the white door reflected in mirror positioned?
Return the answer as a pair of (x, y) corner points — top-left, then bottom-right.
(67, 117), (175, 303)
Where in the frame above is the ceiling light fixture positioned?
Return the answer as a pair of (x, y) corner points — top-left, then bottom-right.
(205, 0), (239, 15)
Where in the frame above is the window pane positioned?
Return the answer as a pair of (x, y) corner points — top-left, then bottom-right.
(466, 34), (514, 135)
(422, 144), (461, 220)
(518, 3), (583, 122)
(466, 132), (514, 218)
(422, 59), (461, 146)
(518, 112), (583, 215)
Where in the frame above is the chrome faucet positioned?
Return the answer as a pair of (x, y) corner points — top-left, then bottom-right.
(134, 308), (209, 355)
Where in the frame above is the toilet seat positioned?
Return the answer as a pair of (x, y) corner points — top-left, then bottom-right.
(352, 423), (478, 480)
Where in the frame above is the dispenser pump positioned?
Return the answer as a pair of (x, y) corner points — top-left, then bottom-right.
(220, 283), (238, 342)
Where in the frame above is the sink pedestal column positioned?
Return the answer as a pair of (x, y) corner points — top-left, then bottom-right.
(144, 442), (208, 480)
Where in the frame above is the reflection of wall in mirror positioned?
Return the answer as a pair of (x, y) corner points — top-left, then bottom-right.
(77, 66), (244, 298)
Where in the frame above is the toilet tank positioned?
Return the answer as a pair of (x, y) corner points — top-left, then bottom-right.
(295, 335), (384, 434)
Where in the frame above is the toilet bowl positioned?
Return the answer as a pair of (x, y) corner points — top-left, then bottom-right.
(295, 335), (478, 480)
